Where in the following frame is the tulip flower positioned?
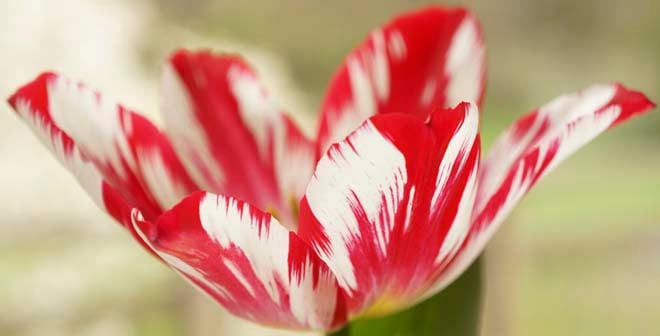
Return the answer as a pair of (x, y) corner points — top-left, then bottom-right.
(6, 5), (655, 333)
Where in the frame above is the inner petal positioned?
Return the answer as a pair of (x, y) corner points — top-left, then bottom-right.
(159, 50), (315, 228)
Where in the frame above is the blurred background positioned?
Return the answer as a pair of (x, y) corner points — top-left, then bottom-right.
(1, 0), (659, 335)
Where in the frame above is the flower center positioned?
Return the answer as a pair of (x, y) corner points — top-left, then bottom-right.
(266, 194), (300, 231)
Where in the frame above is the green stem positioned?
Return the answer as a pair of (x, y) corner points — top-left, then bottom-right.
(327, 325), (350, 336)
(326, 257), (483, 336)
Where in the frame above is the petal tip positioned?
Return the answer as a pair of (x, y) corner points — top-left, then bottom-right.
(636, 91), (657, 111)
(610, 82), (657, 123)
(411, 4), (470, 17)
(6, 72), (56, 109)
(168, 48), (250, 68)
(168, 48), (201, 63)
(6, 91), (18, 108)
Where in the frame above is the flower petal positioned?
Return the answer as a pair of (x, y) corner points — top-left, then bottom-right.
(7, 73), (158, 254)
(298, 104), (481, 317)
(160, 50), (315, 227)
(9, 72), (198, 221)
(132, 191), (346, 331)
(316, 6), (486, 154)
(428, 83), (656, 295)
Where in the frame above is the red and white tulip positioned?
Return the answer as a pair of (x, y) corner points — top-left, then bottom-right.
(6, 6), (654, 332)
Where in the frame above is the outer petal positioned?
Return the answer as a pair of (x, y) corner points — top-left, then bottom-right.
(132, 191), (346, 330)
(9, 73), (198, 221)
(316, 6), (486, 154)
(7, 74), (156, 254)
(428, 84), (656, 295)
(298, 104), (481, 317)
(160, 50), (314, 227)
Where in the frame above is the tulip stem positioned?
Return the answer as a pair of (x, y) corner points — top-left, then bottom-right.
(325, 257), (483, 335)
(327, 325), (350, 336)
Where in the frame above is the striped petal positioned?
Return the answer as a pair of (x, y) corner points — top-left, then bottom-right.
(160, 50), (314, 228)
(132, 191), (346, 330)
(430, 83), (656, 293)
(298, 103), (481, 317)
(316, 6), (486, 154)
(6, 74), (158, 254)
(9, 72), (198, 221)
